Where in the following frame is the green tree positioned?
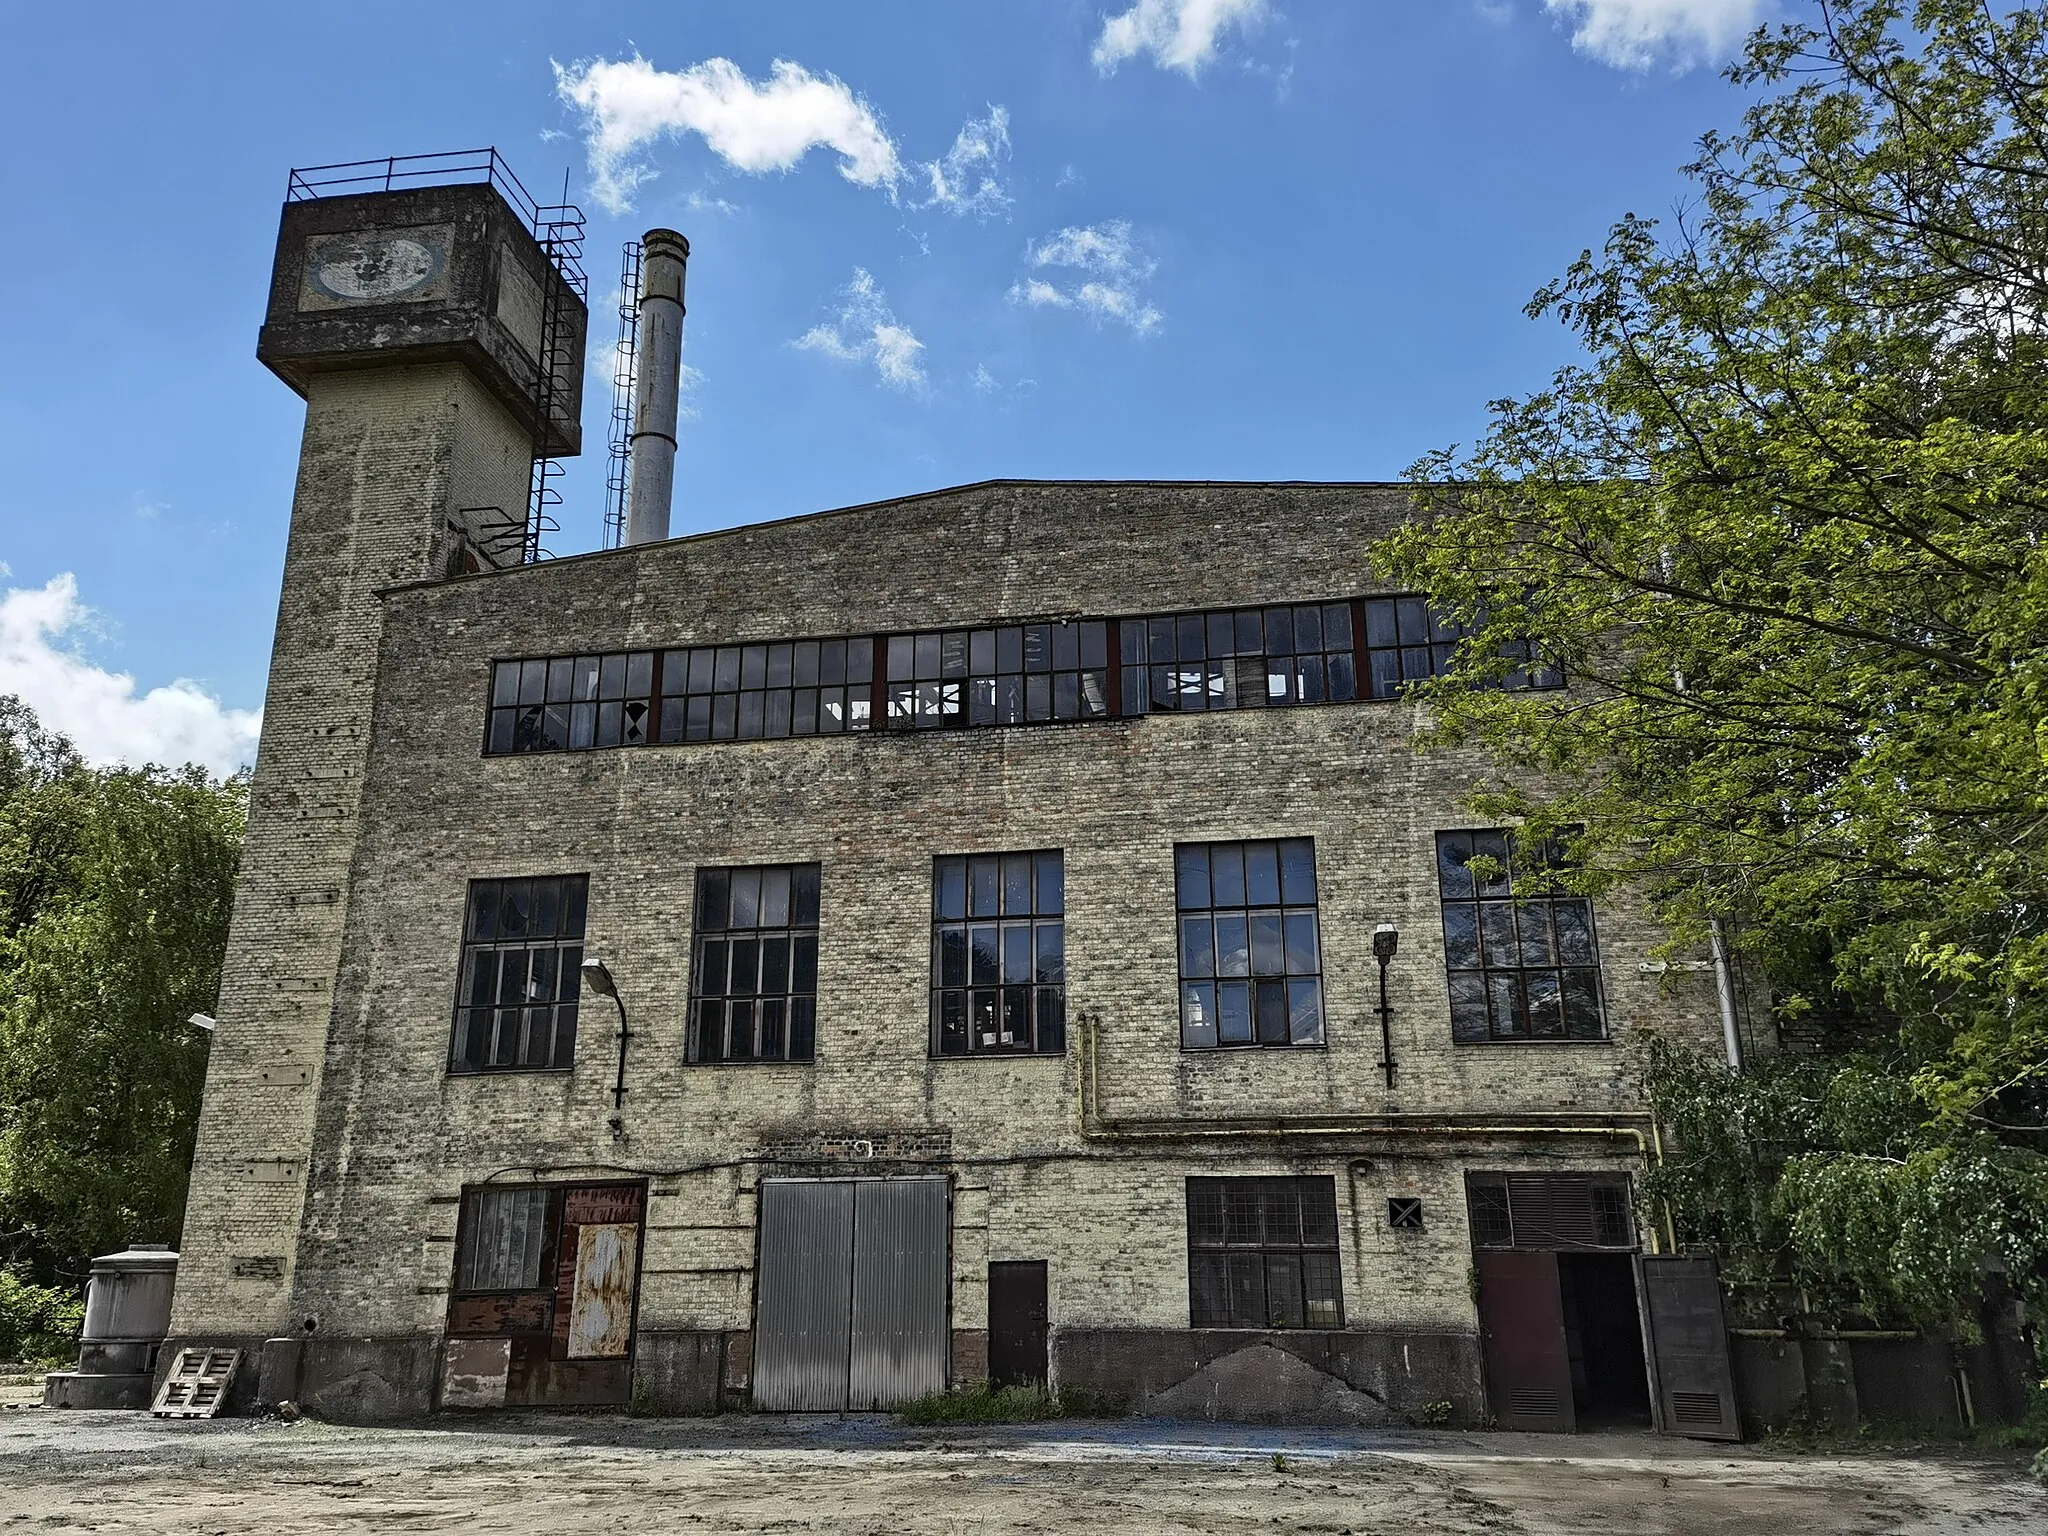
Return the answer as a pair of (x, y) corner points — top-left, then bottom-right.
(0, 697), (245, 1314)
(1376, 0), (2048, 1334)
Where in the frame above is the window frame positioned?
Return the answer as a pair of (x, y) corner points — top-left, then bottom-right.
(1186, 1176), (1346, 1330)
(448, 874), (589, 1076)
(686, 863), (823, 1065)
(1173, 838), (1327, 1051)
(928, 850), (1067, 1058)
(1435, 829), (1608, 1045)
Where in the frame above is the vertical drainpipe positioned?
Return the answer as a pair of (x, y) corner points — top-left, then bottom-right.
(1709, 917), (1744, 1072)
(624, 228), (689, 547)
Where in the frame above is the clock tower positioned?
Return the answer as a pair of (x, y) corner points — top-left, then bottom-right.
(168, 159), (587, 1370)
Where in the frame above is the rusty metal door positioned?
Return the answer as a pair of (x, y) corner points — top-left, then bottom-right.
(753, 1180), (856, 1410)
(1476, 1248), (1576, 1431)
(988, 1261), (1049, 1387)
(1637, 1255), (1740, 1440)
(753, 1177), (949, 1411)
(848, 1177), (950, 1408)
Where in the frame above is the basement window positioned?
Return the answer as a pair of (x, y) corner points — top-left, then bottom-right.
(930, 852), (1065, 1056)
(1175, 839), (1324, 1048)
(688, 864), (821, 1063)
(449, 875), (588, 1073)
(1187, 1177), (1345, 1329)
(1436, 830), (1605, 1043)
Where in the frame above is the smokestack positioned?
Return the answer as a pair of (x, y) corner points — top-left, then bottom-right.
(624, 229), (689, 546)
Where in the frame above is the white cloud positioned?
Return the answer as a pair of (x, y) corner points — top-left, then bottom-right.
(1092, 0), (1269, 77)
(920, 106), (1011, 218)
(972, 364), (999, 394)
(1543, 0), (1769, 70)
(0, 573), (259, 775)
(794, 269), (927, 391)
(554, 54), (903, 213)
(1009, 221), (1163, 333)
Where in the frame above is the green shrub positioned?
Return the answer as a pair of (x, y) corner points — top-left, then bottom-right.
(0, 1265), (81, 1365)
(897, 1381), (1067, 1425)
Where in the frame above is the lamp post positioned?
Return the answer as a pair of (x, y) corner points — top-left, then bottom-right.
(580, 958), (632, 1139)
(1372, 924), (1399, 1089)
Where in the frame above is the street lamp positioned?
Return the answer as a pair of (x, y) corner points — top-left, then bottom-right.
(1372, 924), (1399, 1089)
(580, 958), (632, 1140)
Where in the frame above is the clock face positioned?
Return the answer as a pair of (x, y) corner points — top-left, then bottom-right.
(302, 227), (450, 304)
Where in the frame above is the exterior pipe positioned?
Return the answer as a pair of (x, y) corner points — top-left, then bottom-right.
(623, 229), (689, 547)
(1709, 916), (1744, 1072)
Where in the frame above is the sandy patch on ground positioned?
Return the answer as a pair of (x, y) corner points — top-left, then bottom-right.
(0, 1405), (2038, 1535)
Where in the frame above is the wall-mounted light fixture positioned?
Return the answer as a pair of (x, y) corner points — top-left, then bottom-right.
(581, 958), (632, 1141)
(1372, 923), (1399, 1089)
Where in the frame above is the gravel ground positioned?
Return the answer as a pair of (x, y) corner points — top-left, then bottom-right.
(0, 1384), (2040, 1535)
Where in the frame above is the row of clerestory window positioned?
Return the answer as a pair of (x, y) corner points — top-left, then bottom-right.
(481, 594), (1563, 755)
(448, 832), (1605, 1075)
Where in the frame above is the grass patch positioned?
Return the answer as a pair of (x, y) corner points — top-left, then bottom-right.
(897, 1381), (1112, 1425)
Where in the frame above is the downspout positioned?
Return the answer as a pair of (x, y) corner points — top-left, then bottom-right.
(1709, 917), (1744, 1073)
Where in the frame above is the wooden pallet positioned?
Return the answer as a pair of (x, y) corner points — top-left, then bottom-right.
(151, 1348), (241, 1419)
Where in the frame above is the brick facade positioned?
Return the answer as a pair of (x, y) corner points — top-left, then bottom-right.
(173, 465), (1726, 1420)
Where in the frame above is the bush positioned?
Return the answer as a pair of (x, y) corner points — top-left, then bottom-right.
(0, 1265), (81, 1365)
(897, 1381), (1069, 1425)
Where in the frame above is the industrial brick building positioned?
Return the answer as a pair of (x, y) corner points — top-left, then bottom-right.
(165, 155), (1748, 1434)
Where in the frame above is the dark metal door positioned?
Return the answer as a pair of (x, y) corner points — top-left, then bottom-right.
(987, 1261), (1049, 1387)
(1476, 1248), (1576, 1431)
(1636, 1255), (1740, 1440)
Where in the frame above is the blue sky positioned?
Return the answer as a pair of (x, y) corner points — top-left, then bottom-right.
(0, 0), (1772, 772)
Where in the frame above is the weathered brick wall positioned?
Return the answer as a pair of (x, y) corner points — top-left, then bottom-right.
(170, 364), (533, 1340)
(269, 481), (1717, 1356)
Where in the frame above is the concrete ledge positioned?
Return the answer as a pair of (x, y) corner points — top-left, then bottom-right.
(42, 1371), (153, 1410)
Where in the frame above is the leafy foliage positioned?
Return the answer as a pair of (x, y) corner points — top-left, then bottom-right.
(0, 1265), (84, 1365)
(0, 697), (245, 1293)
(1375, 1), (2048, 1333)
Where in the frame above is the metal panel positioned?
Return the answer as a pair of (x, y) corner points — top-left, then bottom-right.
(753, 1180), (855, 1411)
(1637, 1254), (1741, 1441)
(1475, 1248), (1576, 1431)
(849, 1177), (950, 1409)
(565, 1222), (638, 1359)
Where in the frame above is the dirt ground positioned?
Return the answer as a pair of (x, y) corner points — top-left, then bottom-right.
(1, 1380), (2040, 1535)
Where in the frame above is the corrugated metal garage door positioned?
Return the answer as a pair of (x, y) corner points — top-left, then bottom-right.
(753, 1177), (949, 1411)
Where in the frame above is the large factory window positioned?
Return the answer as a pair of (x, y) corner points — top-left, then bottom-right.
(658, 638), (875, 741)
(478, 596), (1559, 759)
(930, 851), (1065, 1055)
(883, 624), (1110, 729)
(1436, 830), (1606, 1042)
(1360, 598), (1561, 698)
(1187, 1177), (1345, 1328)
(1175, 839), (1325, 1049)
(1118, 605), (1358, 713)
(688, 864), (822, 1062)
(450, 875), (588, 1073)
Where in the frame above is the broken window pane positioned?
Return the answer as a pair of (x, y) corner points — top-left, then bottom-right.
(449, 875), (587, 1075)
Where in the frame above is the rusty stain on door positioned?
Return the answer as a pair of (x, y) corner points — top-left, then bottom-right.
(566, 1222), (638, 1359)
